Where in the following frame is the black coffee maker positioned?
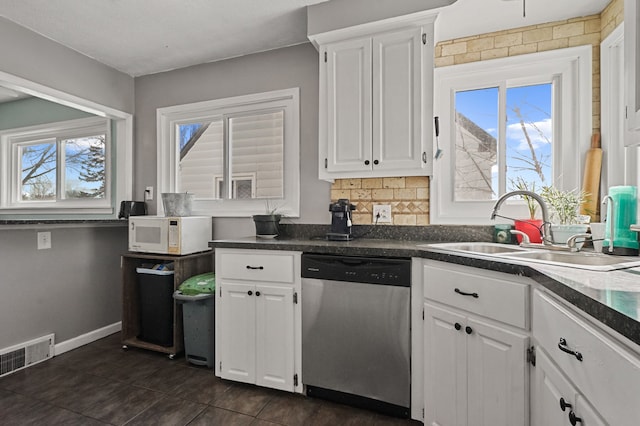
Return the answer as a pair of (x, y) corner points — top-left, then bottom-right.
(327, 199), (356, 241)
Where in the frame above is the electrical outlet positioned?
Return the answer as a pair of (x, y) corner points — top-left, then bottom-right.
(37, 231), (51, 250)
(373, 204), (392, 223)
(145, 186), (153, 201)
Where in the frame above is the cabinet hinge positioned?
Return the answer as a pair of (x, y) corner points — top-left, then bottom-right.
(293, 292), (298, 304)
(422, 408), (425, 419)
(294, 373), (298, 386)
(527, 346), (536, 366)
(422, 33), (427, 45)
(422, 308), (424, 320)
(324, 51), (327, 62)
(219, 361), (222, 372)
(324, 158), (328, 169)
(626, 106), (629, 119)
(219, 286), (222, 298)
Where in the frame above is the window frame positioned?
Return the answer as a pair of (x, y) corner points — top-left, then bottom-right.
(157, 88), (300, 217)
(431, 45), (592, 224)
(0, 116), (113, 213)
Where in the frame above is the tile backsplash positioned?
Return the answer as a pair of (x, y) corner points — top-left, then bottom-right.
(331, 177), (429, 225)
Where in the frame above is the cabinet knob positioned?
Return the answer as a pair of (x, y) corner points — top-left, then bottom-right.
(454, 322), (462, 331)
(364, 160), (370, 165)
(373, 159), (379, 165)
(465, 326), (473, 335)
(247, 290), (253, 296)
(559, 397), (572, 412)
(256, 291), (261, 297)
(568, 411), (583, 425)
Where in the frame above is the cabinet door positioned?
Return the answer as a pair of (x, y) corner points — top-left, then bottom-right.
(255, 284), (295, 391)
(424, 302), (467, 426)
(372, 27), (424, 171)
(218, 282), (256, 384)
(325, 37), (372, 172)
(466, 317), (528, 426)
(625, 0), (640, 141)
(532, 349), (606, 426)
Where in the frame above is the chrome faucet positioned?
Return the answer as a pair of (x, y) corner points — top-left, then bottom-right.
(491, 190), (552, 246)
(602, 195), (615, 254)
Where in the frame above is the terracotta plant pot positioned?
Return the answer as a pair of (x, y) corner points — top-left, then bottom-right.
(514, 219), (544, 243)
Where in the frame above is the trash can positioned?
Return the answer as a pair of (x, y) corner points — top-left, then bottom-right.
(137, 265), (175, 347)
(174, 272), (215, 368)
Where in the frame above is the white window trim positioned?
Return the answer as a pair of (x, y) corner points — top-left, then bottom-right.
(157, 88), (300, 218)
(0, 70), (133, 218)
(1, 117), (115, 214)
(431, 45), (592, 225)
(601, 23), (640, 191)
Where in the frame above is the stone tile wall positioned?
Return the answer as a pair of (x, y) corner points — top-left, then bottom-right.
(331, 177), (429, 225)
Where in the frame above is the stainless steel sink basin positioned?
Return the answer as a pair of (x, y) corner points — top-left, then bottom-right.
(419, 242), (640, 271)
(417, 242), (528, 255)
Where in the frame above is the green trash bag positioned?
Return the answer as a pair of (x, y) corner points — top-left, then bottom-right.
(178, 272), (215, 295)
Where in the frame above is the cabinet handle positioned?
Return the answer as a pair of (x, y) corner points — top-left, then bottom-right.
(256, 291), (261, 297)
(364, 160), (370, 165)
(465, 326), (473, 335)
(568, 411), (583, 425)
(247, 290), (253, 296)
(373, 159), (379, 165)
(558, 338), (583, 361)
(454, 288), (479, 298)
(246, 265), (264, 270)
(559, 397), (572, 412)
(454, 322), (462, 331)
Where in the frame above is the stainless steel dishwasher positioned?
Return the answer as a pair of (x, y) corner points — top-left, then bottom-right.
(301, 254), (411, 418)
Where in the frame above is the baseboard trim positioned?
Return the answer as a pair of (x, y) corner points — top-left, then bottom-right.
(54, 322), (122, 356)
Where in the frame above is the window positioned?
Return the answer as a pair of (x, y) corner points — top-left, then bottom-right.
(157, 88), (299, 217)
(431, 46), (592, 224)
(0, 117), (112, 212)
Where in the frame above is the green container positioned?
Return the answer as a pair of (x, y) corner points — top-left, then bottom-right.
(178, 272), (215, 295)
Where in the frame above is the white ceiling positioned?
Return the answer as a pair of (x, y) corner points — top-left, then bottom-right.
(0, 0), (612, 79)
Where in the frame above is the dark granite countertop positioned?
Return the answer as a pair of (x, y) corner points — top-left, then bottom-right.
(210, 225), (640, 349)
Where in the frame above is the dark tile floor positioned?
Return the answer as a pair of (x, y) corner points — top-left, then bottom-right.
(0, 333), (421, 425)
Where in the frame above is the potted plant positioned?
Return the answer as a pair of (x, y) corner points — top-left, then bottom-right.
(252, 201), (282, 238)
(510, 178), (544, 243)
(540, 186), (589, 246)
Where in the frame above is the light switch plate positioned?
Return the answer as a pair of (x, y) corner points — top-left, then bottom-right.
(145, 186), (153, 201)
(37, 231), (51, 250)
(373, 204), (392, 223)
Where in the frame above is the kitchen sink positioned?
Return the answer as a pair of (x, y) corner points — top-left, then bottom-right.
(419, 242), (640, 271)
(416, 242), (528, 254)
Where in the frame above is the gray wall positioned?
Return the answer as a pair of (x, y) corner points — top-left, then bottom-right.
(0, 18), (133, 350)
(0, 97), (95, 130)
(135, 43), (331, 239)
(0, 17), (134, 114)
(0, 226), (127, 348)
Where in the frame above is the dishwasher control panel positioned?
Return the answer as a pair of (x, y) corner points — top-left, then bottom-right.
(301, 254), (411, 286)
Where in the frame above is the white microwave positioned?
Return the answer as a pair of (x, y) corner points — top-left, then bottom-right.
(128, 216), (212, 255)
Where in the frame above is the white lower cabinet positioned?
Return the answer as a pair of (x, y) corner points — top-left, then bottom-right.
(215, 249), (301, 393)
(532, 348), (605, 426)
(422, 260), (530, 426)
(532, 289), (640, 426)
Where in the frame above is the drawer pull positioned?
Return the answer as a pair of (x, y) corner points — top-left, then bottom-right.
(246, 265), (264, 270)
(558, 338), (583, 361)
(454, 288), (479, 298)
(568, 411), (583, 425)
(559, 397), (572, 412)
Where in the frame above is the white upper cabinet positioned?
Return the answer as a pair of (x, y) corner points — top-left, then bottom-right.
(625, 0), (640, 144)
(312, 13), (436, 180)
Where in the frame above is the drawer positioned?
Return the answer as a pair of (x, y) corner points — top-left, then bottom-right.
(533, 290), (640, 426)
(217, 250), (296, 283)
(423, 261), (529, 328)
